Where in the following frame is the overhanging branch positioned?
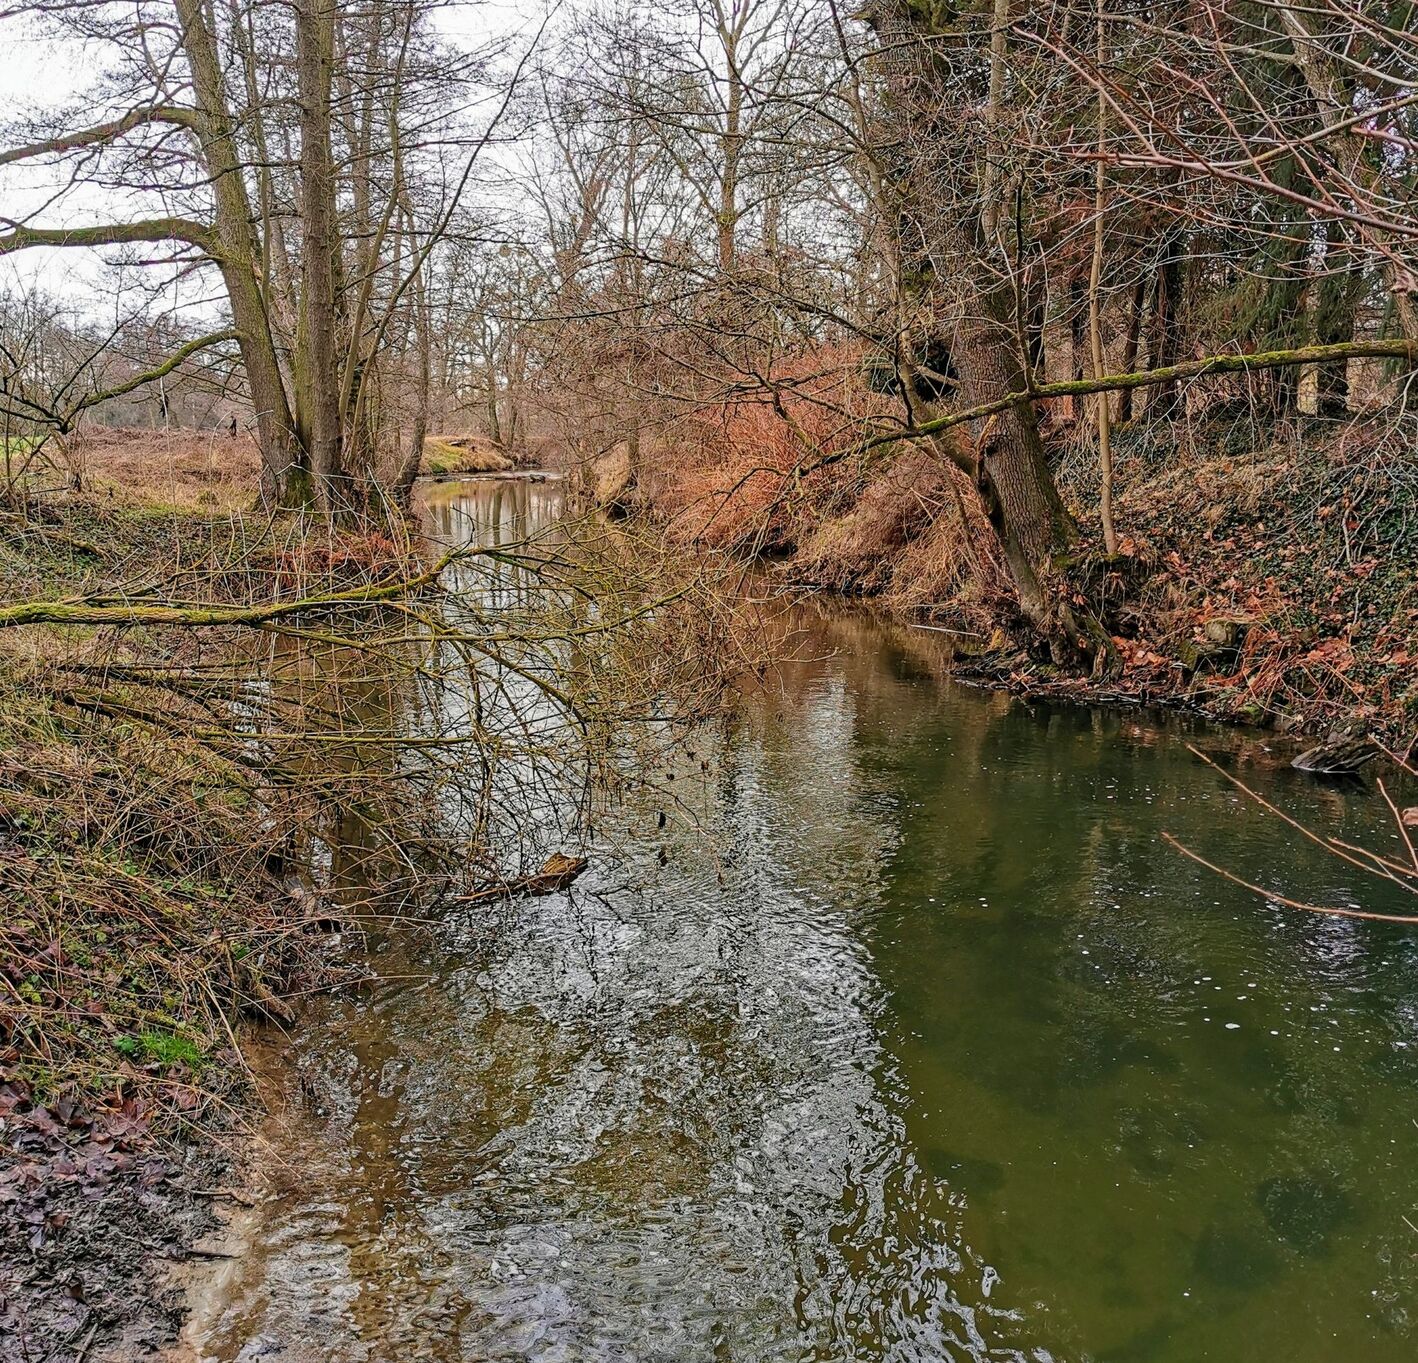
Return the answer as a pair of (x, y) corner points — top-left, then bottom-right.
(809, 339), (1418, 473)
(0, 550), (462, 631)
(67, 329), (240, 427)
(0, 218), (215, 257)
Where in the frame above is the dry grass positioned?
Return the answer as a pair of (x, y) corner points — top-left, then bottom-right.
(68, 426), (262, 511)
(422, 434), (513, 476)
(22, 426), (519, 516)
(652, 344), (889, 552)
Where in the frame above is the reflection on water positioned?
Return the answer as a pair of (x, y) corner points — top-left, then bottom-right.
(186, 478), (1418, 1363)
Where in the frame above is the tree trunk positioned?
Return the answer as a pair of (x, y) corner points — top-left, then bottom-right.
(1312, 222), (1358, 416)
(945, 234), (1093, 659)
(868, 0), (1110, 665)
(1089, 7), (1118, 559)
(1069, 272), (1088, 423)
(295, 0), (349, 520)
(175, 0), (304, 503)
(1117, 274), (1146, 422)
(1146, 232), (1185, 421)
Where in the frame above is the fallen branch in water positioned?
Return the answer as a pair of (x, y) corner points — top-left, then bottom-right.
(0, 547), (461, 630)
(456, 852), (589, 903)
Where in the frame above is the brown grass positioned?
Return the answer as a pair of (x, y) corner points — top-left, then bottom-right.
(69, 426), (261, 511)
(47, 427), (518, 514)
(422, 434), (513, 476)
(651, 344), (889, 552)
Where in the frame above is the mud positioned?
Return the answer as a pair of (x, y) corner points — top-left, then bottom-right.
(1, 1084), (232, 1363)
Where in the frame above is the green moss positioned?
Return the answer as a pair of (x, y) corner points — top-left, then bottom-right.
(139, 1029), (205, 1068)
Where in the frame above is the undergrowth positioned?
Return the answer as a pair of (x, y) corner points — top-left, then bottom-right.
(647, 398), (1418, 744)
(0, 498), (404, 1125)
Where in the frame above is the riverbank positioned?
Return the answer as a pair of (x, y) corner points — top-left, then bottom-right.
(1, 460), (734, 1360)
(0, 492), (389, 1361)
(643, 413), (1417, 750)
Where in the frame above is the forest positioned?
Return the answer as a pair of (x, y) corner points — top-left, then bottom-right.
(1, 2), (1416, 1360)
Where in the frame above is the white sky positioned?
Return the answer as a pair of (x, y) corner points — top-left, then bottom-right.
(0, 1), (542, 309)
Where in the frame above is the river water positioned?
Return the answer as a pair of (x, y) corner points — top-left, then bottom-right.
(186, 477), (1418, 1363)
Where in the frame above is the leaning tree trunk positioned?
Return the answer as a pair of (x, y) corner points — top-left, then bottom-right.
(942, 235), (1096, 660)
(868, 1), (1110, 666)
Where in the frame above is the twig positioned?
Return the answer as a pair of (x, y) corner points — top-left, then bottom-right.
(1161, 832), (1418, 924)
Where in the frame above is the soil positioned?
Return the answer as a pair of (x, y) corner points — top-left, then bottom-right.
(0, 1085), (231, 1363)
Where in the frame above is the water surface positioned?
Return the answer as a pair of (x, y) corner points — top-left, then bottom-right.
(186, 478), (1418, 1363)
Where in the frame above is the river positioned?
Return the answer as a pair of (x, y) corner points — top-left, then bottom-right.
(183, 476), (1418, 1363)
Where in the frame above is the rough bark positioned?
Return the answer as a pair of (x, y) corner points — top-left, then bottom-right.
(174, 0), (305, 503)
(294, 0), (349, 518)
(944, 247), (1089, 657)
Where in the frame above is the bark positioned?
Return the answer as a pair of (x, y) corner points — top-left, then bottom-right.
(0, 219), (211, 253)
(1117, 275), (1146, 423)
(715, 5), (743, 272)
(944, 229), (1090, 657)
(867, 0), (1106, 663)
(1088, 73), (1117, 554)
(174, 0), (304, 502)
(1145, 230), (1185, 421)
(0, 558), (455, 630)
(0, 107), (195, 166)
(392, 408), (428, 510)
(294, 0), (350, 519)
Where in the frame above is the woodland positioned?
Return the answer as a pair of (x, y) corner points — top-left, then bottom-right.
(0, 0), (1416, 1358)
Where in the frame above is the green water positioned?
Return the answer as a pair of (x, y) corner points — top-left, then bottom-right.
(186, 479), (1418, 1363)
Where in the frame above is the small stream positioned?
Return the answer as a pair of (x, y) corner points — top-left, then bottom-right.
(186, 477), (1418, 1363)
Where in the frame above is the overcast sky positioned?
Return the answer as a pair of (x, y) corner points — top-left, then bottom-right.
(0, 1), (539, 309)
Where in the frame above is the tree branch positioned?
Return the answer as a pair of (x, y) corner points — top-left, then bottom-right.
(0, 107), (197, 167)
(810, 339), (1418, 473)
(0, 218), (215, 257)
(0, 551), (463, 631)
(67, 329), (239, 427)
